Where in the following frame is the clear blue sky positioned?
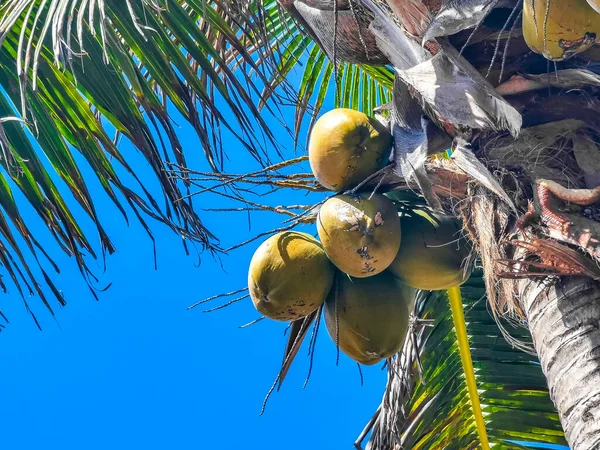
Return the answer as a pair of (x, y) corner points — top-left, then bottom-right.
(0, 86), (391, 450)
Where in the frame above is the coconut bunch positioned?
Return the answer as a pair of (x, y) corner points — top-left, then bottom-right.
(247, 108), (471, 366)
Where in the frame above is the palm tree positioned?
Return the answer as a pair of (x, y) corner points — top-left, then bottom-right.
(0, 0), (597, 449)
(251, 1), (600, 448)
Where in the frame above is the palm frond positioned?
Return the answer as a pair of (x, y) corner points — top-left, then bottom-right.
(1, 0), (288, 169)
(0, 0), (299, 322)
(366, 273), (567, 449)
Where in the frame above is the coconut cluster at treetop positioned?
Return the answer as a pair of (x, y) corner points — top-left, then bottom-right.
(246, 108), (471, 366)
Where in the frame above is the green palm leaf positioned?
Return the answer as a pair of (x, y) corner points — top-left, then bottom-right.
(366, 273), (566, 449)
(0, 0), (286, 321)
(0, 0), (394, 322)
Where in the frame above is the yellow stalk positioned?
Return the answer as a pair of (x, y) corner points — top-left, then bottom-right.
(447, 286), (490, 450)
(430, 150), (488, 446)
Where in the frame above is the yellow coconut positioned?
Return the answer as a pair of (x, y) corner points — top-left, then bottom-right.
(388, 211), (471, 290)
(248, 231), (335, 321)
(317, 193), (401, 278)
(588, 0), (600, 13)
(308, 108), (392, 191)
(523, 0), (600, 61)
(323, 271), (415, 365)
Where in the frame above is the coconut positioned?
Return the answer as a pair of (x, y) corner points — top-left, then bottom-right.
(523, 0), (600, 61)
(588, 0), (600, 13)
(308, 108), (392, 191)
(317, 193), (401, 278)
(388, 211), (471, 290)
(323, 271), (415, 365)
(248, 231), (335, 321)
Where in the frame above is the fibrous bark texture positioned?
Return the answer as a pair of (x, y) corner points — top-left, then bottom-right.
(520, 277), (600, 450)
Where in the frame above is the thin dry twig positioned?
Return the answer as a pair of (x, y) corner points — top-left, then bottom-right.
(172, 156), (311, 201)
(187, 286), (248, 310)
(239, 316), (266, 328)
(202, 295), (249, 313)
(224, 224), (297, 252)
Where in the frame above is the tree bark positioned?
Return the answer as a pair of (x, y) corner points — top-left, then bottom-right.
(519, 276), (600, 450)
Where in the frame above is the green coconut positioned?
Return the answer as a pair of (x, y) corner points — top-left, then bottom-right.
(248, 231), (335, 321)
(308, 108), (392, 191)
(388, 211), (471, 290)
(324, 271), (415, 365)
(317, 193), (401, 278)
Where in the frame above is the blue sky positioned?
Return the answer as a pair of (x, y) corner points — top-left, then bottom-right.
(0, 87), (392, 450)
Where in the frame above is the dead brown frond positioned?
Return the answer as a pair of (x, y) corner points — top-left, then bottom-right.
(480, 119), (586, 188)
(464, 185), (532, 352)
(499, 233), (600, 280)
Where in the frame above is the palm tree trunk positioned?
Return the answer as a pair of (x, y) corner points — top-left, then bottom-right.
(519, 276), (600, 450)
